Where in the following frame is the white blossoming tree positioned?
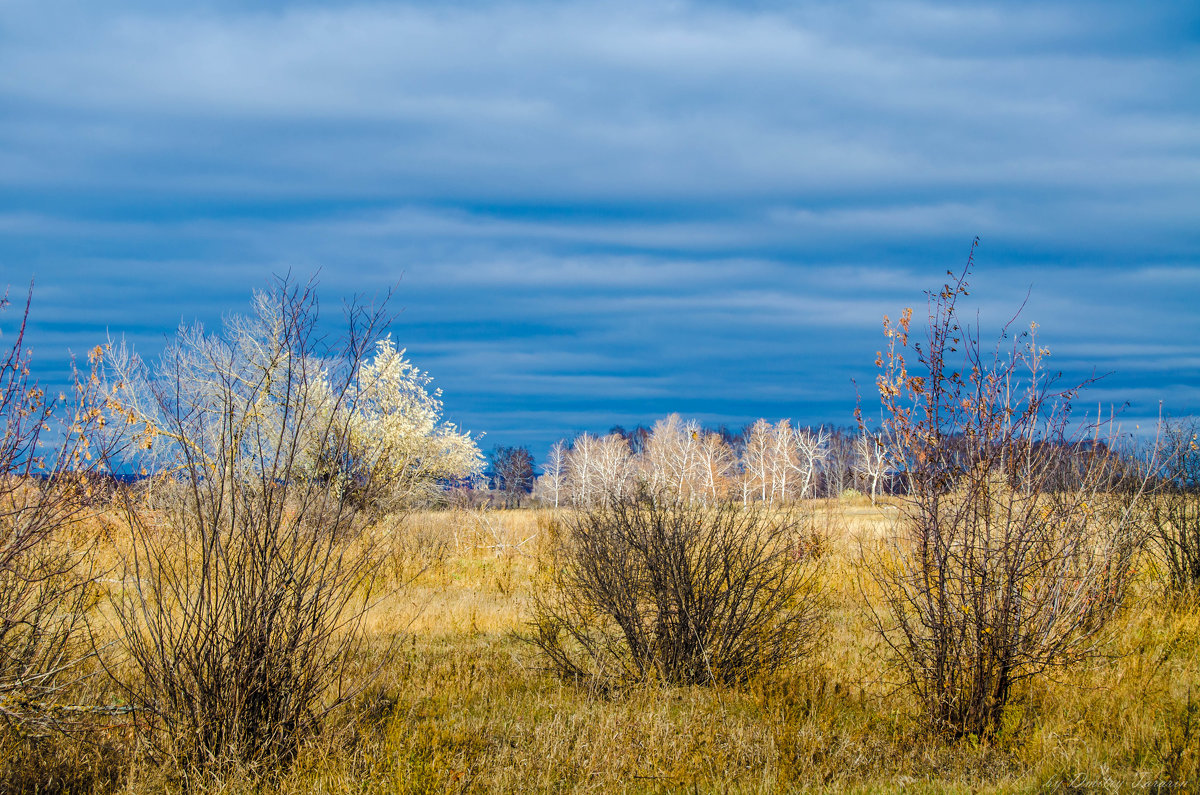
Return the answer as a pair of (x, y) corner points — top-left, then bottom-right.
(108, 289), (482, 512)
(329, 336), (483, 510)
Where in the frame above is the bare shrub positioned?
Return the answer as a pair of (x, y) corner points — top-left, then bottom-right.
(531, 488), (825, 688)
(104, 277), (396, 777)
(862, 243), (1151, 738)
(0, 284), (117, 735)
(1150, 419), (1200, 595)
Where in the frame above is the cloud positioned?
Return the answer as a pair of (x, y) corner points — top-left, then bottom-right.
(4, 1), (1197, 202)
(0, 0), (1196, 454)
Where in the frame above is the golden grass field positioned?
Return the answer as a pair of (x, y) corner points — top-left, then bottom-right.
(4, 499), (1199, 794)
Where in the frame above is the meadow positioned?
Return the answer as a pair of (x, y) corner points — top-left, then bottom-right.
(5, 497), (1196, 794)
(3, 271), (1196, 793)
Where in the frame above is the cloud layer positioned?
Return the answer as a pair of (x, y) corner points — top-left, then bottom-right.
(2, 0), (1197, 454)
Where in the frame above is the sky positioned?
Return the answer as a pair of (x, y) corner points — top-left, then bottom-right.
(2, 0), (1198, 457)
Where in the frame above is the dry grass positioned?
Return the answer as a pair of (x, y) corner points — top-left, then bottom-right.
(4, 501), (1199, 793)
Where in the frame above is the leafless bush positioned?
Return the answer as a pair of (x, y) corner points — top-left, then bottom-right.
(104, 277), (396, 777)
(0, 284), (117, 735)
(1150, 419), (1200, 595)
(531, 488), (825, 688)
(862, 243), (1151, 738)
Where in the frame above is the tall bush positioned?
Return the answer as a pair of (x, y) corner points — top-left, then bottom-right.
(0, 284), (116, 734)
(104, 278), (395, 776)
(862, 243), (1150, 738)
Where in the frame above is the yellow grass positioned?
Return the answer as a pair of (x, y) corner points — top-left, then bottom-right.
(4, 501), (1198, 794)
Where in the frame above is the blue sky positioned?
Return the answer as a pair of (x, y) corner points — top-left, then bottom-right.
(2, 0), (1198, 456)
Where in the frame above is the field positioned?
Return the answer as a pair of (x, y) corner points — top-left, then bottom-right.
(6, 498), (1197, 794)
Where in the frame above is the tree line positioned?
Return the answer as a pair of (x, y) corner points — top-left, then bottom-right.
(487, 417), (1128, 509)
(530, 418), (877, 507)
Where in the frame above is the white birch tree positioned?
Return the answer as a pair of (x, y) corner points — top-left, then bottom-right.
(791, 427), (830, 500)
(565, 432), (599, 507)
(695, 431), (736, 502)
(595, 433), (634, 500)
(645, 414), (704, 498)
(740, 419), (774, 505)
(536, 439), (568, 508)
(855, 431), (890, 504)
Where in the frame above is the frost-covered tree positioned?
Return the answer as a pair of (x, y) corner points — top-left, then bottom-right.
(768, 419), (797, 503)
(106, 286), (327, 480)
